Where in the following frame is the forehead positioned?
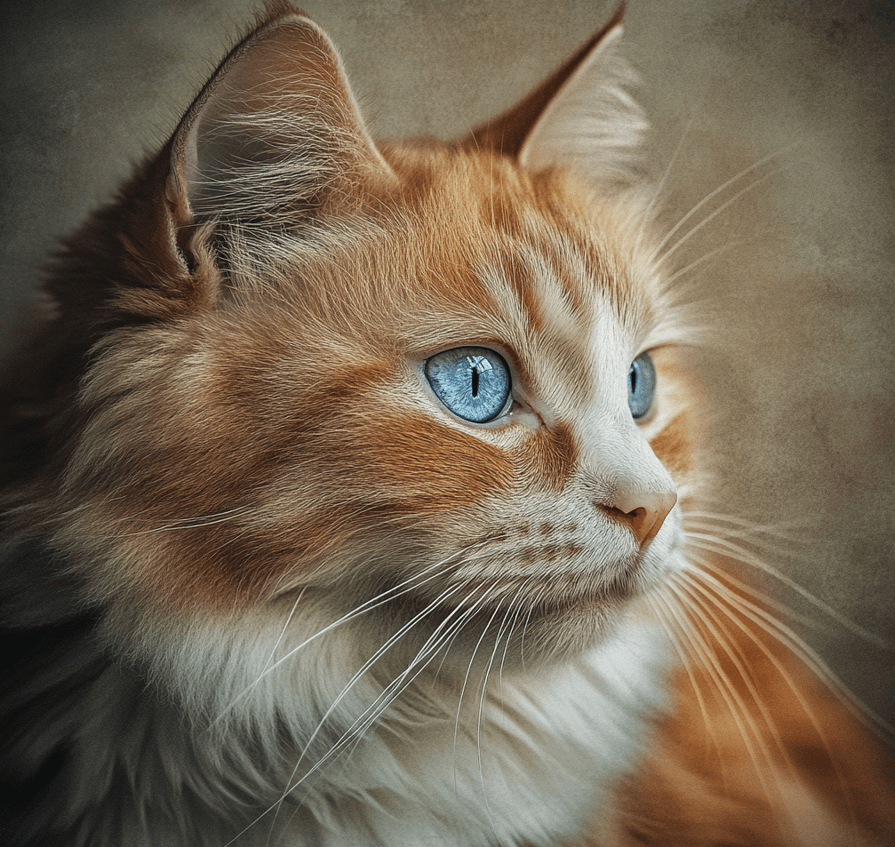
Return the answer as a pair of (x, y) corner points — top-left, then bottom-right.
(389, 152), (657, 408)
(250, 150), (658, 408)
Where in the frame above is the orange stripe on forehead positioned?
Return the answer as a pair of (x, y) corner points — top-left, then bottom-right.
(385, 147), (653, 333)
(489, 247), (545, 336)
(537, 234), (591, 319)
(524, 168), (650, 323)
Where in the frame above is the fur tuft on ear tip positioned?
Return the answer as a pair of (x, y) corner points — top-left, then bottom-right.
(518, 16), (647, 181)
(464, 4), (646, 185)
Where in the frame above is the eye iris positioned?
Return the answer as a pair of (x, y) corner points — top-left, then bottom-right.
(425, 347), (511, 423)
(628, 352), (656, 419)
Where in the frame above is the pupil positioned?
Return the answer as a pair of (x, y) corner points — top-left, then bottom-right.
(471, 366), (479, 397)
(630, 366), (637, 394)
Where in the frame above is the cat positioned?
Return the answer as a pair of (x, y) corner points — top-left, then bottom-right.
(0, 2), (893, 845)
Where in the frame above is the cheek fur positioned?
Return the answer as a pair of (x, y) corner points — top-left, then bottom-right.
(648, 411), (694, 479)
(59, 338), (520, 612)
(511, 420), (579, 493)
(342, 412), (514, 508)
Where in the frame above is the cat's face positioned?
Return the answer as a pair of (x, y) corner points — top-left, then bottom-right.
(49, 10), (694, 669)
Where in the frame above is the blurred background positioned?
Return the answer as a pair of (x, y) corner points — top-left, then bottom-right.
(1, 0), (893, 723)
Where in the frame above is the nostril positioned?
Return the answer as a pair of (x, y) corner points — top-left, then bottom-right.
(626, 506), (654, 547)
(598, 491), (676, 549)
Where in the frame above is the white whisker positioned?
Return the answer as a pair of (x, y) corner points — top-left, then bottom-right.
(645, 591), (720, 759)
(686, 557), (895, 743)
(686, 533), (890, 649)
(672, 571), (794, 771)
(454, 591), (504, 797)
(634, 111), (696, 257)
(649, 146), (798, 266)
(677, 565), (869, 832)
(497, 579), (536, 698)
(227, 581), (469, 846)
(664, 576), (784, 813)
(658, 240), (738, 290)
(291, 592), (491, 807)
(211, 542), (491, 726)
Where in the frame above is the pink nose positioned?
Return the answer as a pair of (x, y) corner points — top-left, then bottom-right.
(602, 488), (677, 549)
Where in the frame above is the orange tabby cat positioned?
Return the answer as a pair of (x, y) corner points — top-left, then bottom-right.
(1, 3), (892, 845)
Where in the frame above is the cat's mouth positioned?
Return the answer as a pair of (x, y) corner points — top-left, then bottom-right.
(400, 551), (647, 619)
(371, 565), (644, 671)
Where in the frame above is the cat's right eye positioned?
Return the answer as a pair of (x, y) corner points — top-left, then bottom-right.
(424, 347), (512, 423)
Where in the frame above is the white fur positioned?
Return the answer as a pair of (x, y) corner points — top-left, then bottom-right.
(98, 588), (678, 846)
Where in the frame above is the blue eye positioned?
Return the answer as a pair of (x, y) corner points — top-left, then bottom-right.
(628, 352), (656, 419)
(425, 347), (511, 423)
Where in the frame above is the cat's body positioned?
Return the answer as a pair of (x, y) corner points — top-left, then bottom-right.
(1, 4), (893, 846)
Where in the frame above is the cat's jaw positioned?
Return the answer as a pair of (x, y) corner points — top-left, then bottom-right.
(95, 524), (688, 847)
(369, 490), (688, 671)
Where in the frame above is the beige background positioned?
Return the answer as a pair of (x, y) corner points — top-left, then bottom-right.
(1, 1), (893, 724)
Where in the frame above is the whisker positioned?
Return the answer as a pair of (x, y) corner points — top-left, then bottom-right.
(683, 518), (813, 561)
(295, 582), (465, 769)
(684, 530), (817, 573)
(644, 592), (722, 766)
(658, 240), (739, 291)
(104, 504), (256, 539)
(228, 582), (469, 846)
(313, 593), (484, 775)
(649, 145), (798, 267)
(684, 510), (810, 539)
(475, 601), (518, 844)
(663, 577), (784, 813)
(211, 543), (491, 726)
(658, 159), (800, 271)
(672, 572), (794, 772)
(472, 580), (538, 815)
(497, 579), (536, 698)
(273, 599), (489, 846)
(518, 584), (551, 672)
(634, 111), (696, 257)
(261, 588), (305, 678)
(677, 566), (867, 833)
(454, 593), (504, 798)
(293, 591), (491, 798)
(684, 553), (827, 636)
(685, 534), (890, 649)
(686, 557), (895, 742)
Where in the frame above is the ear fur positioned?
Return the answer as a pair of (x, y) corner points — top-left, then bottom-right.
(0, 6), (394, 481)
(167, 3), (393, 231)
(464, 5), (646, 182)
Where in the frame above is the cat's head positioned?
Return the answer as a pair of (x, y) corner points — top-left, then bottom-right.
(23, 4), (698, 671)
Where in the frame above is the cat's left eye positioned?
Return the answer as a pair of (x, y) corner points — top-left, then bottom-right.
(425, 347), (511, 423)
(628, 352), (656, 420)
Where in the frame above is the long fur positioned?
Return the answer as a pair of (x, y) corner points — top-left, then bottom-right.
(1, 5), (893, 847)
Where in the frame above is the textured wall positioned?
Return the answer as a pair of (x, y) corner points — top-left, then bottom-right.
(1, 0), (893, 722)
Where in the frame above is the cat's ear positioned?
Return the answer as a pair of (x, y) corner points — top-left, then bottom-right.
(167, 5), (393, 232)
(464, 5), (646, 181)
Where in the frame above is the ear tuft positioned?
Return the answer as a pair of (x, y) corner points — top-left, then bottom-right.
(465, 6), (647, 184)
(519, 21), (647, 180)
